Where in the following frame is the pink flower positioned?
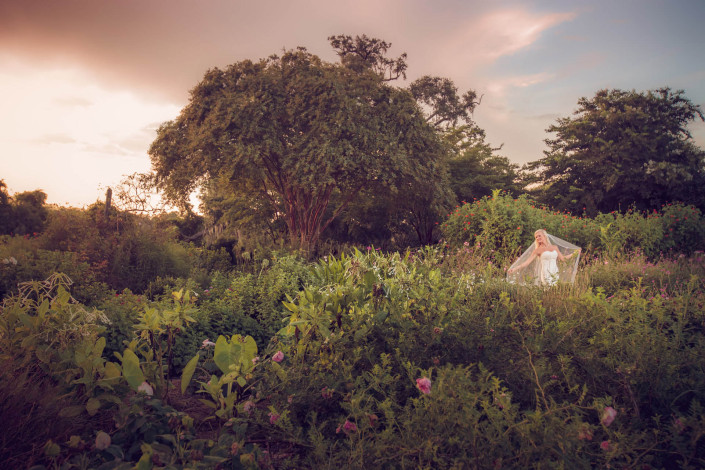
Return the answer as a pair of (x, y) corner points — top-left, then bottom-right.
(578, 428), (593, 441)
(137, 381), (154, 396)
(321, 387), (333, 399)
(343, 420), (357, 433)
(201, 339), (215, 348)
(416, 377), (431, 395)
(601, 406), (617, 427)
(600, 440), (610, 451)
(252, 356), (260, 364)
(243, 401), (255, 414)
(337, 419), (358, 435)
(269, 412), (280, 425)
(272, 351), (284, 363)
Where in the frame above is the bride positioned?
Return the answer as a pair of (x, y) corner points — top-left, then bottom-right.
(507, 229), (581, 286)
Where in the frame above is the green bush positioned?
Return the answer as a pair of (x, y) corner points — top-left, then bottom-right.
(441, 191), (705, 262)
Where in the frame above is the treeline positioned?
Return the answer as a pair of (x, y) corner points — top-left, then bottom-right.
(147, 35), (705, 252)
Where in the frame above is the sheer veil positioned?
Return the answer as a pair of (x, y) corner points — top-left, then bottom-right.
(507, 231), (581, 286)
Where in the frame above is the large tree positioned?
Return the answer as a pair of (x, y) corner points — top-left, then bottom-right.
(149, 48), (441, 251)
(525, 87), (705, 215)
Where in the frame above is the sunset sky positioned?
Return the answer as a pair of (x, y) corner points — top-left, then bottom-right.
(1, 0), (704, 208)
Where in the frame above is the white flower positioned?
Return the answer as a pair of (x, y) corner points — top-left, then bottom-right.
(95, 431), (111, 450)
(137, 381), (154, 396)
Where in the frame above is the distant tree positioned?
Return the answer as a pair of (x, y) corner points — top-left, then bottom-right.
(525, 87), (705, 215)
(0, 180), (12, 233)
(150, 48), (441, 252)
(9, 190), (48, 235)
(446, 125), (521, 203)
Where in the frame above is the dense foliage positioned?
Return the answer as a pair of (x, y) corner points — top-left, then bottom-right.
(526, 88), (705, 215)
(2, 243), (704, 469)
(149, 48), (443, 252)
(4, 33), (705, 470)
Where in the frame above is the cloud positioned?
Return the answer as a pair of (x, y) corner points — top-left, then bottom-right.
(472, 9), (577, 61)
(32, 133), (77, 145)
(54, 97), (93, 107)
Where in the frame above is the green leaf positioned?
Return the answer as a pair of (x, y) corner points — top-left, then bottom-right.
(86, 398), (101, 416)
(181, 353), (200, 394)
(93, 336), (106, 358)
(103, 361), (122, 380)
(121, 349), (145, 391)
(58, 405), (84, 418)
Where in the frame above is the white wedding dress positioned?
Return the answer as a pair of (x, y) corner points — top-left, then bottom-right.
(540, 250), (559, 286)
(506, 232), (581, 286)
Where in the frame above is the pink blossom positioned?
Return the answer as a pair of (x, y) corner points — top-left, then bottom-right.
(201, 339), (215, 348)
(252, 356), (260, 364)
(601, 406), (617, 427)
(337, 419), (358, 435)
(600, 440), (610, 451)
(243, 401), (255, 414)
(343, 420), (357, 433)
(137, 381), (154, 396)
(321, 387), (334, 399)
(578, 428), (593, 441)
(269, 412), (280, 425)
(272, 351), (284, 363)
(416, 377), (432, 395)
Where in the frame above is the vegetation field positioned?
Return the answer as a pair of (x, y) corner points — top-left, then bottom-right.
(1, 192), (704, 469)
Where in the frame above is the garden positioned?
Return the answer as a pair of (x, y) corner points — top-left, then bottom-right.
(2, 192), (704, 469)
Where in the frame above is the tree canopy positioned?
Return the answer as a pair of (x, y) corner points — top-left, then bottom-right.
(149, 48), (442, 251)
(525, 87), (705, 215)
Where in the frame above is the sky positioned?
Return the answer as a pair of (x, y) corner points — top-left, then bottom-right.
(1, 0), (704, 208)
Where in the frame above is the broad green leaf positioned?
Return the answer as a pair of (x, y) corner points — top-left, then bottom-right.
(213, 335), (234, 374)
(58, 405), (84, 418)
(86, 398), (101, 416)
(93, 337), (106, 357)
(104, 361), (122, 380)
(121, 349), (145, 391)
(181, 353), (200, 394)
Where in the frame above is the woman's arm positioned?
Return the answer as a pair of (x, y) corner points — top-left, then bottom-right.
(508, 250), (538, 274)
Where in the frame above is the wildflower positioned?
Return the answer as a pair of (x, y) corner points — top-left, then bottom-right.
(600, 440), (610, 451)
(416, 377), (432, 395)
(230, 442), (240, 455)
(272, 351), (284, 363)
(243, 401), (255, 414)
(601, 406), (617, 427)
(269, 412), (280, 424)
(321, 387), (334, 399)
(252, 356), (260, 364)
(578, 428), (593, 441)
(201, 339), (215, 348)
(95, 431), (111, 450)
(368, 414), (379, 426)
(337, 419), (358, 435)
(137, 381), (154, 396)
